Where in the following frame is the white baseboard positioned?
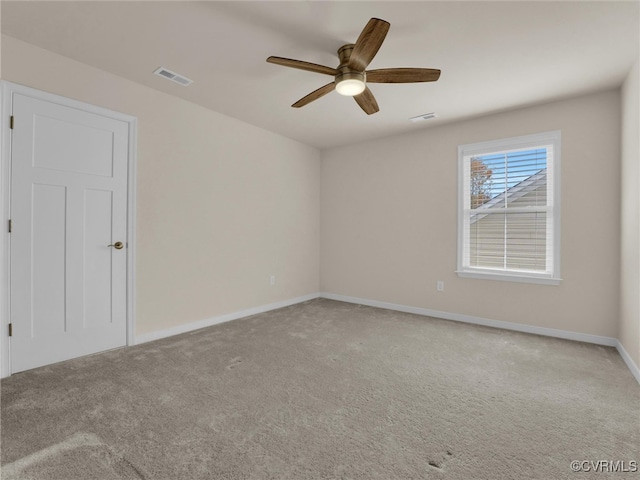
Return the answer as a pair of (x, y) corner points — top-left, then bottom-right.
(320, 292), (619, 346)
(616, 340), (640, 384)
(320, 292), (640, 384)
(135, 290), (638, 385)
(135, 293), (320, 345)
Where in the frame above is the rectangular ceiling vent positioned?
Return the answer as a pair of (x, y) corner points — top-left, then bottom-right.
(153, 67), (193, 86)
(409, 112), (437, 123)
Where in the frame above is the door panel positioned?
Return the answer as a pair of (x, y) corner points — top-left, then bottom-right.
(33, 115), (115, 177)
(32, 184), (67, 337)
(10, 92), (130, 373)
(84, 189), (114, 328)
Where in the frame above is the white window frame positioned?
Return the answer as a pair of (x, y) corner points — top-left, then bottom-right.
(457, 131), (561, 285)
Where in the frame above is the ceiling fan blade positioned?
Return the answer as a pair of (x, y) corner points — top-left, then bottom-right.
(348, 18), (390, 72)
(267, 56), (337, 76)
(292, 83), (336, 108)
(354, 86), (379, 115)
(366, 68), (441, 83)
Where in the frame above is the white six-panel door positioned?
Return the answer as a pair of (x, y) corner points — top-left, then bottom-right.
(9, 91), (131, 373)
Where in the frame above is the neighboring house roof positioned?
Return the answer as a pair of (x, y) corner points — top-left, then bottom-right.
(471, 168), (547, 224)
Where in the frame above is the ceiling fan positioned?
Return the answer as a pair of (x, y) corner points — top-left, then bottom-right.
(266, 18), (441, 115)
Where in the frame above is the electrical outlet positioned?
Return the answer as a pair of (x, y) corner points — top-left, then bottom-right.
(270, 275), (276, 286)
(437, 280), (444, 292)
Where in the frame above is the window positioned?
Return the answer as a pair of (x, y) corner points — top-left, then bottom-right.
(457, 131), (561, 285)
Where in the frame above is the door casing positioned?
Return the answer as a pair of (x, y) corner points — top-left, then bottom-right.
(0, 81), (138, 378)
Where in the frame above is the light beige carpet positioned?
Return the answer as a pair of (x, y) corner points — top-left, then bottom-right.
(1, 299), (638, 479)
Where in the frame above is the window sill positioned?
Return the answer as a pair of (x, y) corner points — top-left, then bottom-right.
(456, 270), (562, 286)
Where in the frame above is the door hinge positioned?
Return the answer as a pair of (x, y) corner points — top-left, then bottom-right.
(8, 219), (12, 233)
(8, 323), (12, 337)
(9, 116), (14, 130)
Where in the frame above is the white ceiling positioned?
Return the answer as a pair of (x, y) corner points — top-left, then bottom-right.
(2, 1), (638, 149)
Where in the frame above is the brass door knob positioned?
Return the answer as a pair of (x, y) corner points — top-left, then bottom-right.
(108, 241), (124, 250)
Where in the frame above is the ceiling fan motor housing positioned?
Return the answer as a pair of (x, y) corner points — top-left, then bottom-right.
(335, 68), (366, 85)
(335, 43), (366, 92)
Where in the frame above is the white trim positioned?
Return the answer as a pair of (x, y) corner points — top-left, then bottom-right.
(616, 340), (640, 384)
(0, 81), (137, 378)
(456, 270), (561, 286)
(322, 292), (640, 384)
(135, 293), (320, 345)
(320, 292), (618, 346)
(0, 84), (12, 378)
(126, 119), (138, 347)
(457, 131), (561, 285)
(459, 131), (562, 157)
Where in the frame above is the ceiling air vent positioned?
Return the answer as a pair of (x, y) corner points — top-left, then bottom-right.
(409, 112), (437, 122)
(153, 67), (193, 86)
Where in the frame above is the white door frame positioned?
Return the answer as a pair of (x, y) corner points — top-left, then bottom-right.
(0, 81), (137, 378)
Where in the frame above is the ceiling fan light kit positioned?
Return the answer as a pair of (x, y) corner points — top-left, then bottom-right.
(267, 17), (440, 115)
(335, 75), (366, 96)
